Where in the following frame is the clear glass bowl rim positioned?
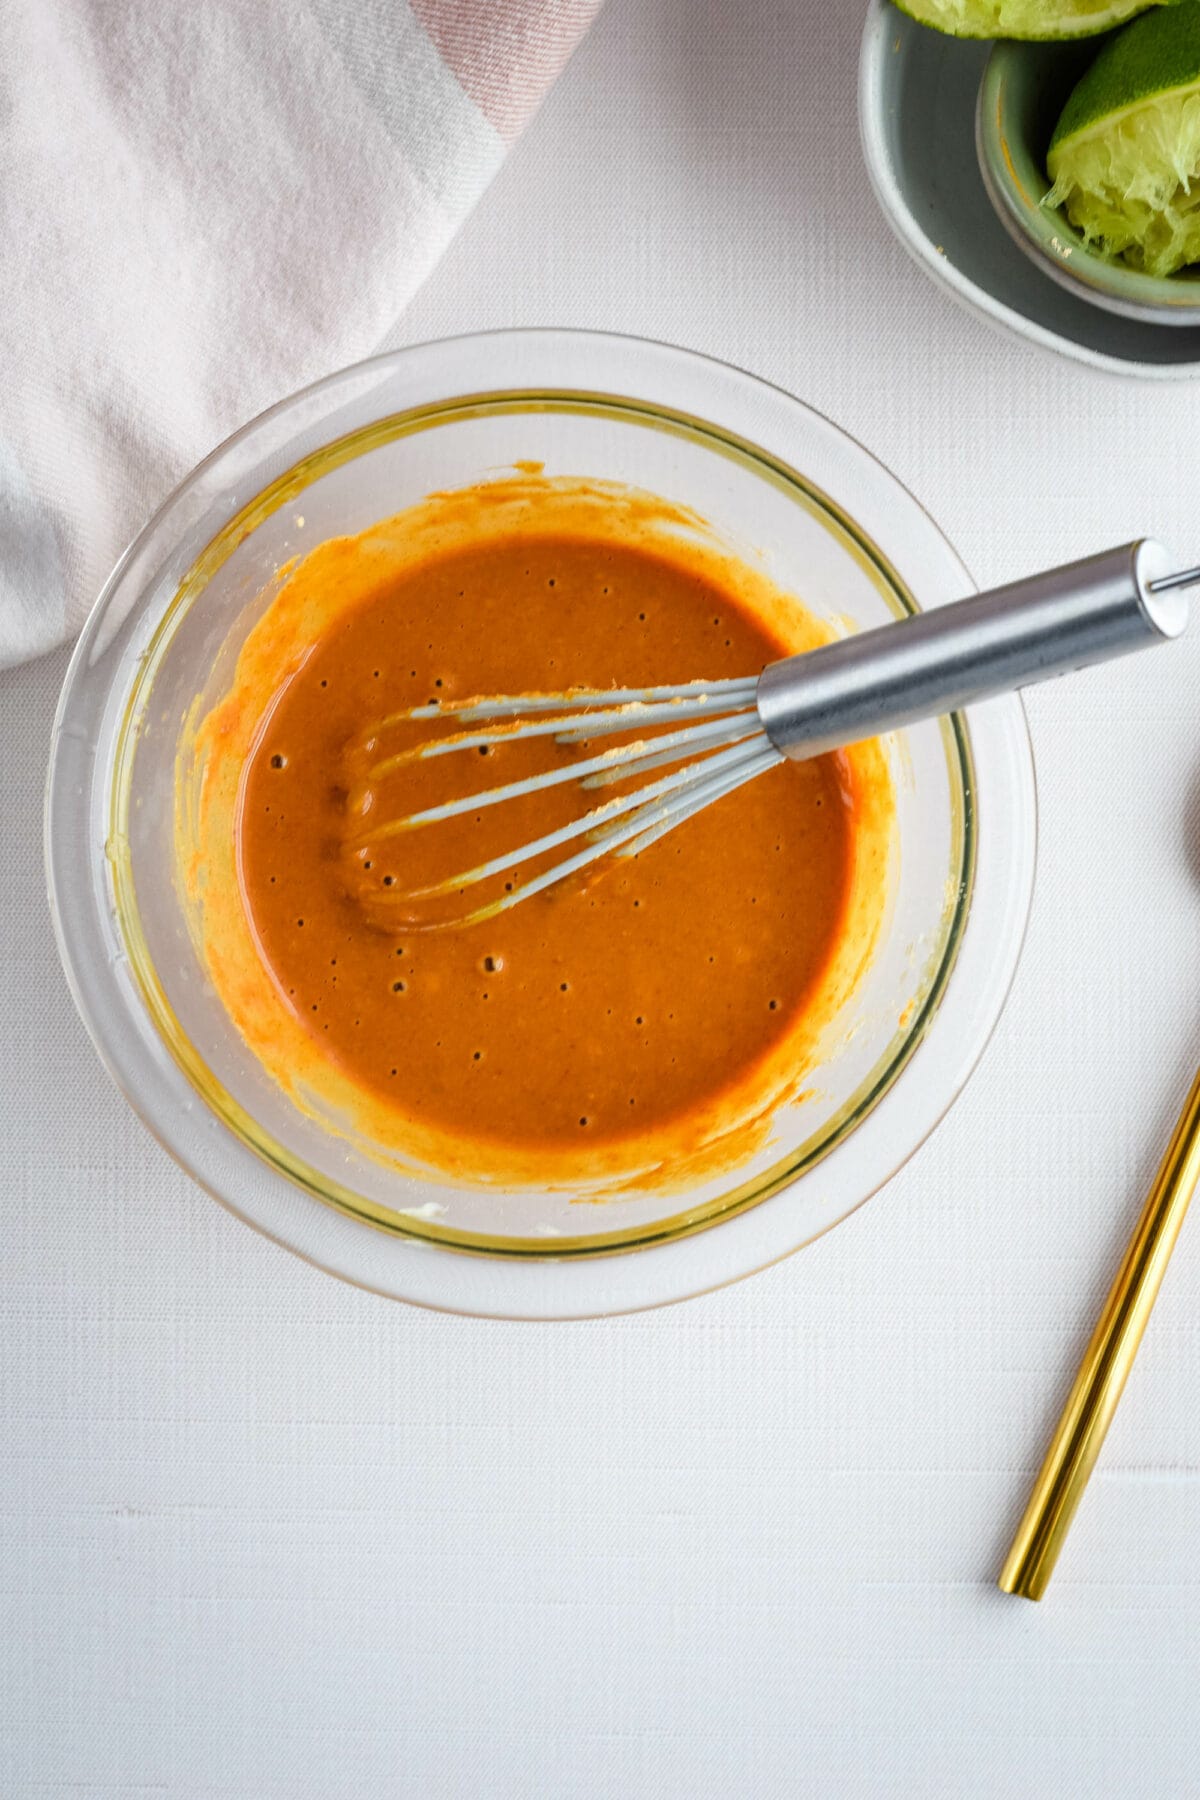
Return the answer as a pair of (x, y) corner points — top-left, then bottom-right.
(45, 328), (1038, 1317)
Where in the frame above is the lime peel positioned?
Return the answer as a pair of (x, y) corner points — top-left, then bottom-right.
(1046, 5), (1200, 276)
(895, 0), (1167, 40)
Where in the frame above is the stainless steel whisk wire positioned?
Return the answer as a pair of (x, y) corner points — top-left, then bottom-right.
(352, 541), (1197, 926)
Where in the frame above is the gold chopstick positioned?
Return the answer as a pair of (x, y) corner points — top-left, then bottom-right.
(1000, 1062), (1200, 1602)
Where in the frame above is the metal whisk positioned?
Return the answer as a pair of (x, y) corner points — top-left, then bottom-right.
(353, 541), (1196, 925)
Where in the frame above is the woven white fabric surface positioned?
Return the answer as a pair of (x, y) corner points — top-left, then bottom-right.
(4, 0), (1200, 1793)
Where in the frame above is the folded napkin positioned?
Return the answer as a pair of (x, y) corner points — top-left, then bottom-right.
(0, 0), (603, 668)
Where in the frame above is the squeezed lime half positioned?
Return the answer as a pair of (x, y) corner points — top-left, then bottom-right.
(1046, 2), (1200, 275)
(896, 0), (1168, 39)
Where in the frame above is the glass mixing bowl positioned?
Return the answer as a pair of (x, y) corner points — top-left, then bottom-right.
(46, 330), (1036, 1316)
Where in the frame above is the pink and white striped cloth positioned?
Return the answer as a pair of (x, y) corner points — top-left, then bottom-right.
(0, 0), (604, 666)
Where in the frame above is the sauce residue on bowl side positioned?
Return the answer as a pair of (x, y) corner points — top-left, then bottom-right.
(180, 475), (894, 1193)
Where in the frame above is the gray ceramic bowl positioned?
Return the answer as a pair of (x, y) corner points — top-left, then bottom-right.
(978, 39), (1200, 326)
(858, 0), (1200, 378)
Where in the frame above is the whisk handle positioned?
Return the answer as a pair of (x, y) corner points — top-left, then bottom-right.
(757, 540), (1189, 761)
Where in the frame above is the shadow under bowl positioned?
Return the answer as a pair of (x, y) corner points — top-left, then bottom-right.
(977, 38), (1200, 328)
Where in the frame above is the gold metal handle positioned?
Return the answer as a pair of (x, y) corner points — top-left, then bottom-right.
(1000, 1063), (1200, 1602)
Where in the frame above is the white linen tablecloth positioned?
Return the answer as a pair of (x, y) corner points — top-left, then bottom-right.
(4, 0), (1200, 1792)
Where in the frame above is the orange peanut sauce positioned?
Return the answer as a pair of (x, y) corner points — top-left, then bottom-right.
(181, 477), (894, 1192)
